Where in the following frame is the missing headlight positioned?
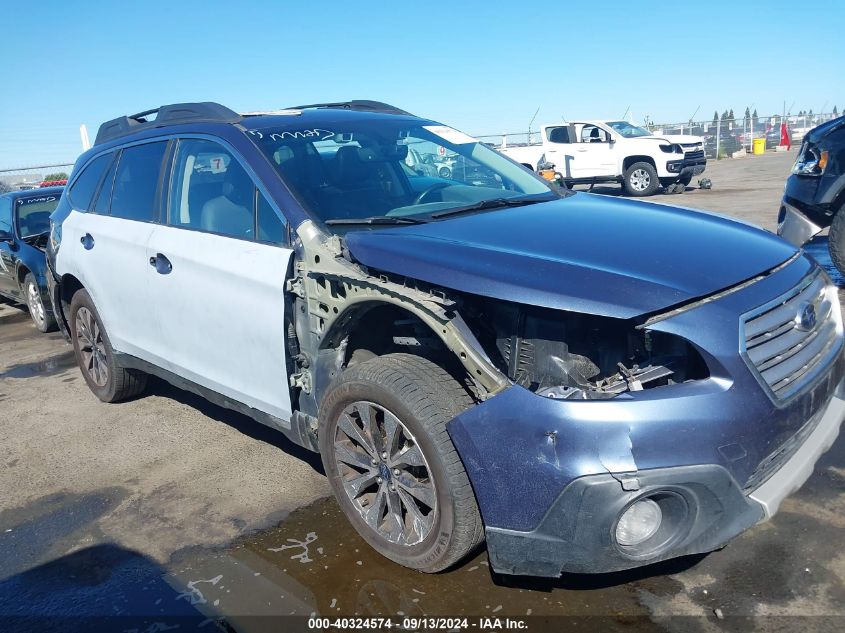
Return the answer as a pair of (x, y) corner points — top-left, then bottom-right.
(467, 301), (709, 399)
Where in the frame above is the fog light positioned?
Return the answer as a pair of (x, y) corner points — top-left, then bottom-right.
(616, 499), (662, 546)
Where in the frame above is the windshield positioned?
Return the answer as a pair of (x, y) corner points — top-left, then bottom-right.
(249, 119), (556, 227)
(606, 121), (653, 138)
(15, 193), (60, 237)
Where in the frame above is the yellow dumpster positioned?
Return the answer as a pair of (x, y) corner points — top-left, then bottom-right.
(753, 138), (766, 155)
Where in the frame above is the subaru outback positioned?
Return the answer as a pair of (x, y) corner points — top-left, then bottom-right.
(47, 101), (845, 577)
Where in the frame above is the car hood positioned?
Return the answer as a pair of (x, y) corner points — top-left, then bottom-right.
(343, 193), (798, 319)
(649, 134), (704, 144)
(807, 115), (845, 144)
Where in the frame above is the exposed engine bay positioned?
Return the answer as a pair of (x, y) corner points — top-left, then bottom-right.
(464, 300), (709, 399)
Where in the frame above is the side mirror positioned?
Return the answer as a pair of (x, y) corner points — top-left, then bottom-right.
(0, 229), (13, 243)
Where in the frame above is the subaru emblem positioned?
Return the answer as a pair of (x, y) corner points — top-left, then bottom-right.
(795, 301), (817, 331)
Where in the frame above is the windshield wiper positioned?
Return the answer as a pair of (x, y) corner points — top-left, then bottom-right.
(324, 216), (429, 226)
(430, 195), (552, 219)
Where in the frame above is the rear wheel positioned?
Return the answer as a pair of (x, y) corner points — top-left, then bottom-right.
(623, 161), (660, 196)
(319, 353), (483, 572)
(69, 289), (147, 402)
(24, 273), (56, 333)
(828, 209), (845, 276)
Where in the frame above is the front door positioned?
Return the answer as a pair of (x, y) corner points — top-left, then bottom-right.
(0, 197), (17, 297)
(145, 137), (294, 421)
(567, 124), (617, 179)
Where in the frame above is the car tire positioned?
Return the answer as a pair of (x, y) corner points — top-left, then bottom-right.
(69, 288), (147, 403)
(828, 209), (845, 277)
(23, 272), (56, 333)
(623, 162), (660, 196)
(318, 353), (483, 573)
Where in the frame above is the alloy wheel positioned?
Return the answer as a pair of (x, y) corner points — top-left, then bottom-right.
(630, 168), (651, 191)
(75, 306), (109, 387)
(333, 401), (437, 546)
(27, 282), (45, 326)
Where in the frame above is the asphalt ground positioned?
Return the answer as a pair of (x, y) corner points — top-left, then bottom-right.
(2, 147), (844, 632)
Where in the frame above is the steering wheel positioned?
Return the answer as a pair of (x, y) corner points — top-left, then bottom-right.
(412, 182), (452, 205)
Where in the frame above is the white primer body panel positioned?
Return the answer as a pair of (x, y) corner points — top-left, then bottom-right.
(55, 209), (159, 358)
(144, 225), (294, 421)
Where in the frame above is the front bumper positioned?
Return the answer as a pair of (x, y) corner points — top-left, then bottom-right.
(666, 156), (707, 178)
(777, 201), (824, 248)
(475, 382), (844, 576)
(45, 256), (70, 341)
(446, 255), (845, 576)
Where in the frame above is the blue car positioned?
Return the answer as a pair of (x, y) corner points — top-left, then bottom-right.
(47, 101), (844, 576)
(0, 186), (63, 331)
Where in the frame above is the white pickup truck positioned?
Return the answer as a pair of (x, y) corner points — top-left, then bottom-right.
(500, 120), (707, 196)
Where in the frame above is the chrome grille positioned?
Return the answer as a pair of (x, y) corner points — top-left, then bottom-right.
(743, 272), (842, 401)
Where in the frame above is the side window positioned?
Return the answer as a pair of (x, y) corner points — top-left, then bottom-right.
(580, 125), (609, 143)
(111, 142), (168, 222)
(92, 154), (119, 215)
(68, 153), (111, 211)
(168, 138), (255, 240)
(546, 126), (571, 144)
(257, 191), (286, 244)
(0, 198), (12, 233)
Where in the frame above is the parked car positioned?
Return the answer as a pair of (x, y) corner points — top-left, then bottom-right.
(500, 120), (706, 196)
(49, 101), (844, 577)
(0, 187), (63, 331)
(703, 129), (742, 157)
(778, 116), (845, 272)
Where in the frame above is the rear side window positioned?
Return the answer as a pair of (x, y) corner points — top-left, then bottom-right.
(92, 155), (118, 215)
(68, 153), (111, 211)
(111, 142), (168, 222)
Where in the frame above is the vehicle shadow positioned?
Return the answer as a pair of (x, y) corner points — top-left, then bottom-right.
(570, 183), (697, 197)
(0, 543), (213, 632)
(144, 376), (325, 475)
(489, 552), (707, 591)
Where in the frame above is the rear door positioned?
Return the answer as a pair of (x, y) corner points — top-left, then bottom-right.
(58, 142), (169, 359)
(145, 137), (294, 420)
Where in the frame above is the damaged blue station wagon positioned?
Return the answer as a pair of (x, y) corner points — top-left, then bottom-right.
(48, 101), (845, 577)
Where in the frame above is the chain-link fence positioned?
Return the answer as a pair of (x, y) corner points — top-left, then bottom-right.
(476, 112), (841, 160)
(0, 163), (74, 194)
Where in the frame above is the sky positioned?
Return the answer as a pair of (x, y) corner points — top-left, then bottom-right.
(2, 0), (843, 170)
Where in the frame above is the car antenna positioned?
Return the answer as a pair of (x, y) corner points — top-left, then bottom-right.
(527, 106), (541, 144)
(620, 105), (630, 120)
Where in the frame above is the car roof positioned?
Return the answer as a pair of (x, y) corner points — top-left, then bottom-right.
(93, 100), (420, 147)
(0, 186), (64, 201)
(240, 107), (425, 132)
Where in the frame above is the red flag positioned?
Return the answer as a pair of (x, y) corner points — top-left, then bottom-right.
(780, 123), (791, 149)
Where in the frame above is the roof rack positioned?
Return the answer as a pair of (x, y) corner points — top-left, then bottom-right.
(94, 102), (242, 145)
(283, 100), (412, 116)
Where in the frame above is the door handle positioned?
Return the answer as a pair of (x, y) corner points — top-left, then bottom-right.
(80, 233), (95, 250)
(149, 253), (172, 275)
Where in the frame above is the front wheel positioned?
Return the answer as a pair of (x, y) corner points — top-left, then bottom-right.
(623, 161), (660, 196)
(24, 273), (56, 333)
(318, 353), (483, 572)
(828, 210), (845, 277)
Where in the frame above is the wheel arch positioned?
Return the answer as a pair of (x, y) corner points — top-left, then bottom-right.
(16, 263), (31, 286)
(315, 297), (481, 403)
(623, 155), (657, 172)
